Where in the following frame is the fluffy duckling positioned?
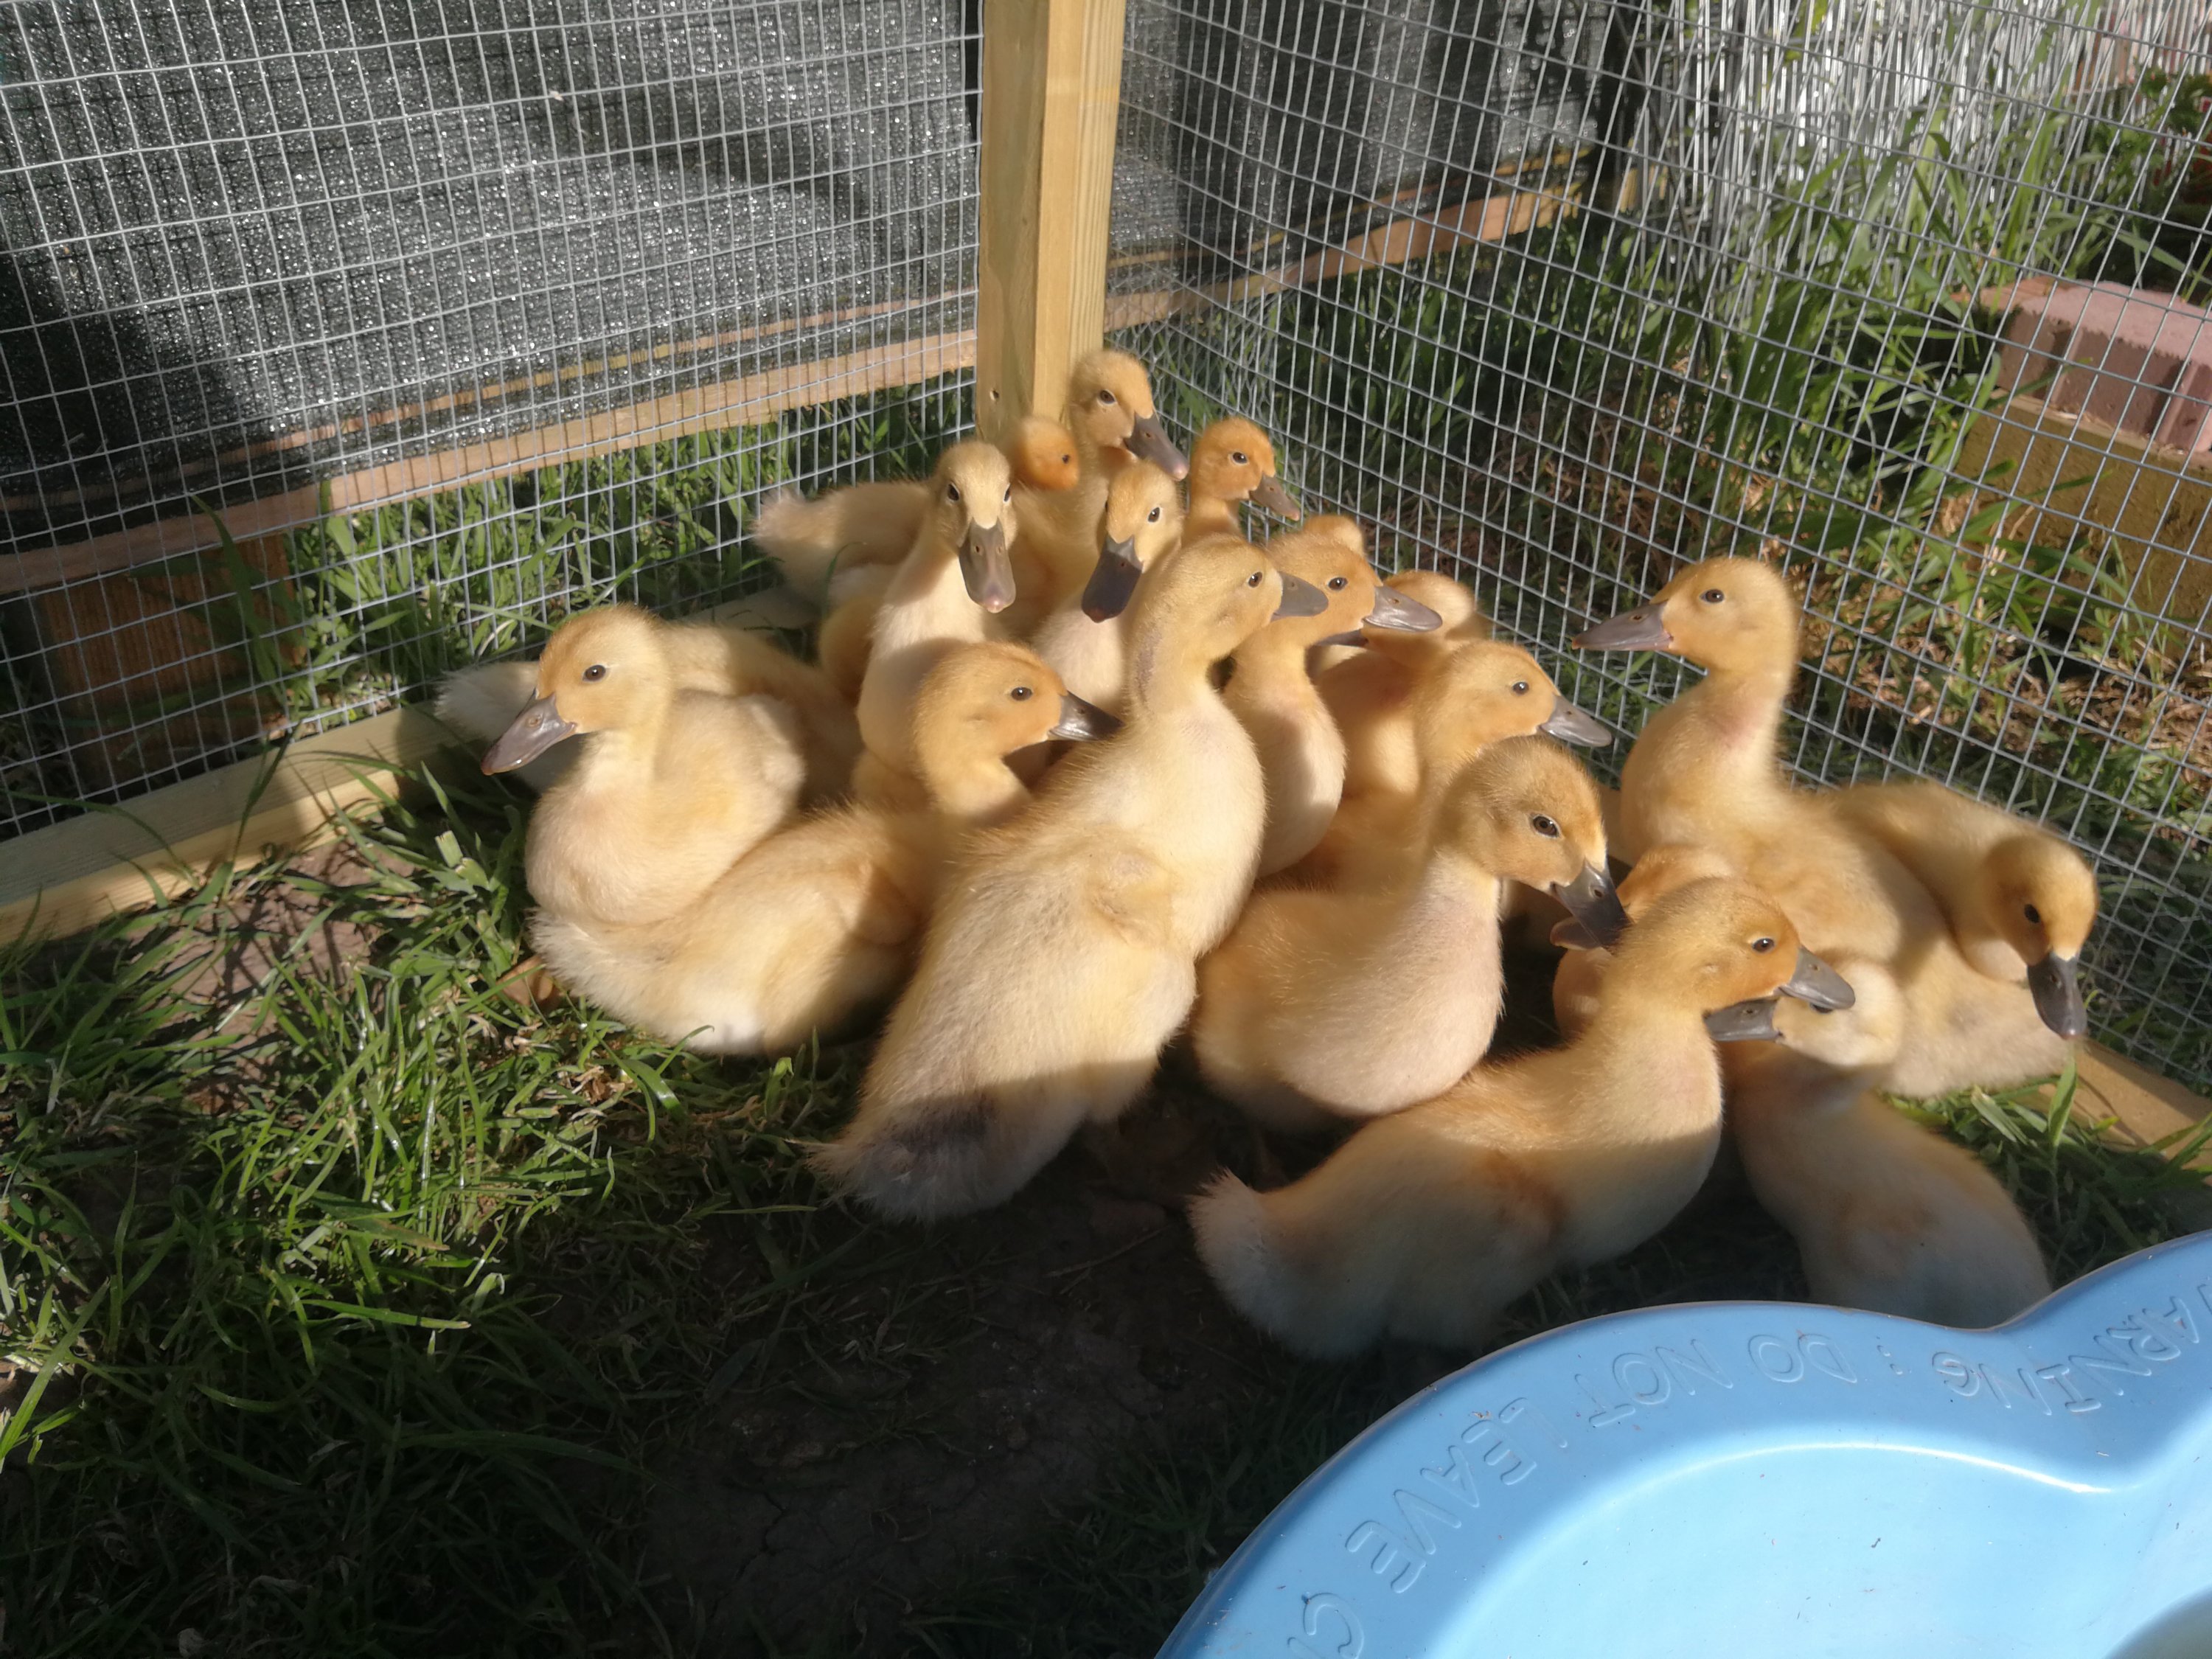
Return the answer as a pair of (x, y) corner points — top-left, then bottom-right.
(853, 441), (1019, 801)
(479, 606), (807, 928)
(815, 562), (894, 703)
(1731, 1077), (2052, 1327)
(1551, 843), (1739, 1040)
(440, 612), (858, 801)
(1576, 557), (1946, 966)
(1297, 638), (1611, 891)
(1028, 461), (1185, 712)
(532, 642), (1117, 1055)
(751, 417), (1087, 600)
(1228, 526), (1443, 875)
(1183, 416), (1301, 543)
(1315, 568), (1490, 788)
(1192, 878), (1854, 1355)
(1004, 349), (1188, 634)
(815, 538), (1298, 1220)
(1832, 778), (2097, 1038)
(1194, 737), (1628, 1133)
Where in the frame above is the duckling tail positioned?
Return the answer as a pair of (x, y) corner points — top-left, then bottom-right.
(812, 1090), (1081, 1221)
(1189, 1172), (1315, 1348)
(753, 486), (922, 597)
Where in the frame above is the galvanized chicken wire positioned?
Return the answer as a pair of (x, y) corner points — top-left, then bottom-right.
(1110, 0), (2212, 1090)
(0, 0), (979, 838)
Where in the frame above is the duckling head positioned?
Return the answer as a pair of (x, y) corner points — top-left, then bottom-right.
(1007, 414), (1080, 493)
(1128, 535), (1295, 679)
(1553, 841), (1737, 948)
(1082, 461), (1185, 622)
(912, 640), (1120, 783)
(1267, 525), (1441, 650)
(1366, 568), (1484, 657)
(1189, 417), (1299, 519)
(1609, 877), (1854, 1041)
(928, 439), (1019, 613)
(1433, 735), (1628, 946)
(1414, 639), (1612, 760)
(1573, 556), (1800, 678)
(1985, 832), (2098, 1039)
(481, 605), (667, 774)
(1069, 348), (1187, 479)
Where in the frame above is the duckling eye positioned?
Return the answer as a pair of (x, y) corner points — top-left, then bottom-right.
(1231, 451), (1249, 465)
(582, 664), (608, 683)
(1530, 814), (1559, 838)
(1246, 571), (1264, 588)
(1097, 389), (1117, 406)
(1750, 936), (1776, 953)
(1009, 685), (1033, 701)
(1701, 588), (1725, 604)
(1147, 506), (1162, 523)
(1328, 575), (1349, 591)
(2024, 902), (2042, 925)
(946, 484), (961, 504)
(1002, 485), (1012, 504)
(1511, 680), (1530, 695)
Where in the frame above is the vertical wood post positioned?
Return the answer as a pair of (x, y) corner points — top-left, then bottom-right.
(975, 0), (1127, 444)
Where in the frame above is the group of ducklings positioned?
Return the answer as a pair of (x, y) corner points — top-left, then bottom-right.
(439, 347), (2098, 1358)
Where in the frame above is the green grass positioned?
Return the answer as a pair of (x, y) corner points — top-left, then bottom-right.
(4, 768), (2207, 1657)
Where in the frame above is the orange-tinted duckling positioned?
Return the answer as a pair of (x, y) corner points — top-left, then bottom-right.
(1315, 568), (1490, 788)
(1029, 461), (1184, 713)
(1550, 843), (1739, 1039)
(479, 606), (807, 928)
(853, 441), (1019, 802)
(1194, 737), (1627, 1133)
(815, 538), (1297, 1220)
(1228, 525), (1442, 874)
(1183, 416), (1301, 543)
(1191, 878), (1853, 1355)
(1832, 777), (2097, 1038)
(532, 642), (1117, 1055)
(1298, 638), (1611, 891)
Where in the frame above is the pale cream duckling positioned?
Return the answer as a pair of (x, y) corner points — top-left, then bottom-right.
(1575, 557), (1949, 967)
(1297, 638), (1611, 891)
(532, 642), (1118, 1056)
(1003, 349), (1189, 635)
(1831, 777), (2097, 1038)
(1028, 461), (1184, 713)
(751, 415), (1087, 602)
(1315, 568), (1490, 788)
(479, 606), (807, 928)
(853, 441), (1020, 803)
(815, 538), (1298, 1220)
(1228, 526), (1443, 875)
(1192, 878), (1854, 1355)
(1194, 737), (1629, 1133)
(1182, 416), (1301, 543)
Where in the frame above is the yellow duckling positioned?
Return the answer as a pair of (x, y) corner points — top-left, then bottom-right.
(1731, 1076), (2052, 1328)
(1575, 557), (1947, 966)
(1191, 878), (1854, 1355)
(1315, 568), (1490, 788)
(815, 537), (1297, 1220)
(1183, 416), (1301, 543)
(853, 441), (1020, 803)
(1028, 460), (1185, 713)
(1194, 736), (1628, 1133)
(1002, 349), (1189, 634)
(1228, 526), (1443, 875)
(1832, 777), (2097, 1038)
(531, 641), (1117, 1055)
(479, 606), (807, 928)
(1297, 638), (1611, 891)
(1550, 842), (1739, 1039)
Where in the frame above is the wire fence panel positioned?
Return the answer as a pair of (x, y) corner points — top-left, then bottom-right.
(1111, 0), (2212, 1088)
(1, 0), (979, 839)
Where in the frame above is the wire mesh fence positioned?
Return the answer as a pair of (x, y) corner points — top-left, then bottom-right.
(1110, 0), (2212, 1088)
(1, 0), (980, 839)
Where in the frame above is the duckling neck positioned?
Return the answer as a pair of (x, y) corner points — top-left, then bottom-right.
(1569, 984), (1725, 1136)
(921, 752), (1031, 829)
(1183, 493), (1241, 543)
(1225, 631), (1319, 714)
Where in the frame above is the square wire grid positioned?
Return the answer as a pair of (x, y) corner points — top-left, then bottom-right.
(1110, 0), (2212, 1088)
(1, 0), (980, 840)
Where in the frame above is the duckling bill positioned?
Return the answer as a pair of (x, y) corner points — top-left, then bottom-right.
(1043, 692), (1121, 742)
(2025, 950), (2086, 1040)
(1121, 409), (1188, 480)
(958, 517), (1015, 613)
(1573, 601), (1673, 651)
(1272, 571), (1329, 619)
(482, 693), (577, 773)
(1081, 532), (1145, 622)
(1248, 474), (1301, 518)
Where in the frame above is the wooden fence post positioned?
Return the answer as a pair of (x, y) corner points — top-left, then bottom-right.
(975, 0), (1128, 444)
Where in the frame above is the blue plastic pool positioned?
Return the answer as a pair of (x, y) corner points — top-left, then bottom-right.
(1158, 1231), (2212, 1658)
